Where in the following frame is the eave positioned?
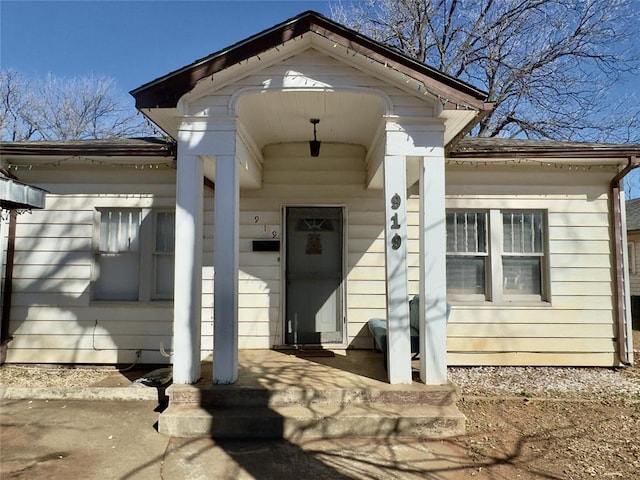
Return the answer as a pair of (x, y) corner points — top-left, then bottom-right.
(449, 138), (640, 160)
(0, 138), (176, 158)
(130, 10), (490, 113)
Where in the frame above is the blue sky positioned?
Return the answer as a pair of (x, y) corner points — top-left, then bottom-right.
(2, 1), (638, 110)
(1, 1), (334, 92)
(3, 0), (639, 193)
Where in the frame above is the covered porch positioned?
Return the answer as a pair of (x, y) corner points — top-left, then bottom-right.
(130, 11), (492, 388)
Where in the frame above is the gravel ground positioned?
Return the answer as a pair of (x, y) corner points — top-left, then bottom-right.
(451, 332), (640, 479)
(0, 364), (118, 388)
(449, 364), (640, 400)
(1, 363), (639, 398)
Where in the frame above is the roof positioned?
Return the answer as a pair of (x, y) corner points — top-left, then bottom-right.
(450, 137), (640, 159)
(626, 198), (640, 231)
(130, 10), (490, 111)
(0, 137), (176, 158)
(2, 136), (638, 161)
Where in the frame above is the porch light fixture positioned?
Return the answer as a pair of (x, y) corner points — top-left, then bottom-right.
(309, 118), (321, 157)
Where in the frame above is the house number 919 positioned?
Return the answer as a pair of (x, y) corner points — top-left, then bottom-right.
(390, 193), (402, 250)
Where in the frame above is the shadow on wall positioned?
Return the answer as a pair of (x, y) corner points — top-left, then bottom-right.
(241, 144), (383, 353)
(6, 170), (176, 366)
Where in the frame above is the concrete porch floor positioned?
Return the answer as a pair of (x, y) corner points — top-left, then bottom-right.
(200, 349), (428, 388)
(160, 349), (466, 439)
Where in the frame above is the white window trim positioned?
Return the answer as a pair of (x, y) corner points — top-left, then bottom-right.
(151, 210), (176, 300)
(447, 208), (550, 305)
(92, 208), (174, 303)
(446, 210), (489, 302)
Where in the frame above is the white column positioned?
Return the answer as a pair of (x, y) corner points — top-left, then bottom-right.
(418, 156), (448, 384)
(383, 153), (412, 384)
(213, 149), (239, 384)
(173, 153), (203, 384)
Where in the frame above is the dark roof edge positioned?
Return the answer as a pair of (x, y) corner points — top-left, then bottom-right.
(449, 138), (640, 159)
(0, 138), (176, 158)
(131, 11), (489, 110)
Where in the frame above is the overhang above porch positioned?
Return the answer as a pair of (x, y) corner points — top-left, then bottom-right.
(131, 11), (492, 190)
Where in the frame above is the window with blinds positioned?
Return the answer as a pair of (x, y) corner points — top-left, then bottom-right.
(502, 212), (544, 295)
(445, 209), (548, 303)
(446, 212), (488, 297)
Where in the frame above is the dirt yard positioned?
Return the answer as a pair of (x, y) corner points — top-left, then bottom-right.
(449, 331), (640, 479)
(453, 396), (639, 479)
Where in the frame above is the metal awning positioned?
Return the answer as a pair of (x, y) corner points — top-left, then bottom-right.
(0, 175), (47, 210)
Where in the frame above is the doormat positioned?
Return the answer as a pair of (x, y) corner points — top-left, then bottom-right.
(294, 349), (336, 358)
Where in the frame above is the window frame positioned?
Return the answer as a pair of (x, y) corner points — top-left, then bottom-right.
(446, 210), (489, 302)
(92, 208), (175, 303)
(446, 208), (549, 305)
(151, 210), (176, 300)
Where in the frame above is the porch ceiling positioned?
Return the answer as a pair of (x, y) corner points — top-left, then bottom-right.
(236, 90), (386, 151)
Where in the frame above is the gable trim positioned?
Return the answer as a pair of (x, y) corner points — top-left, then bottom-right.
(227, 85), (394, 116)
(131, 11), (490, 112)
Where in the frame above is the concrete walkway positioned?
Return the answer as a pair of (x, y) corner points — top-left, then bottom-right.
(1, 398), (471, 479)
(1, 351), (472, 478)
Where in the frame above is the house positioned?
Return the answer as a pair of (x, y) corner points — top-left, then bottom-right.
(626, 198), (640, 329)
(0, 11), (638, 386)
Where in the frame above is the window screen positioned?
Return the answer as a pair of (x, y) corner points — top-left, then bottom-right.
(154, 211), (175, 298)
(502, 212), (544, 295)
(446, 212), (488, 296)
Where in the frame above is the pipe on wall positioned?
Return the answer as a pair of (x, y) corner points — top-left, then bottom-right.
(610, 156), (638, 365)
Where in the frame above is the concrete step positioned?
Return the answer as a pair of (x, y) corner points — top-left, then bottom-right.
(158, 403), (466, 439)
(166, 383), (460, 408)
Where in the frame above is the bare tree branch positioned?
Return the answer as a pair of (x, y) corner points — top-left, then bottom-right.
(0, 70), (157, 141)
(332, 0), (640, 142)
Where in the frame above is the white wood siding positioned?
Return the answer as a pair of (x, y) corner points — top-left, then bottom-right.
(188, 49), (434, 119)
(236, 153), (621, 365)
(200, 187), (215, 359)
(6, 167), (179, 364)
(238, 143), (383, 349)
(6, 160), (621, 366)
(439, 166), (619, 366)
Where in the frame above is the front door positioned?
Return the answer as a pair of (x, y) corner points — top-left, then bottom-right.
(285, 207), (344, 344)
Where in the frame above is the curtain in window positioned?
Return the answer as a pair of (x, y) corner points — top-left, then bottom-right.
(99, 209), (141, 253)
(502, 212), (543, 295)
(446, 212), (488, 296)
(96, 209), (141, 301)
